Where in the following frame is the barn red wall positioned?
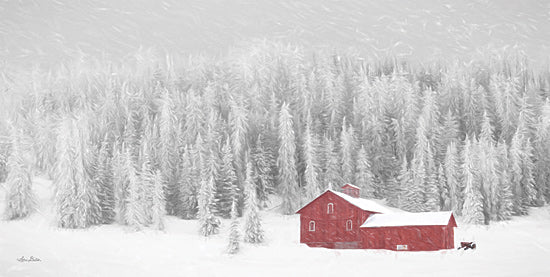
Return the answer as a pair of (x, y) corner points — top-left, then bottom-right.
(361, 225), (455, 251)
(299, 191), (376, 249)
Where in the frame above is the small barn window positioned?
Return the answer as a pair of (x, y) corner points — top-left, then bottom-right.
(309, 221), (315, 231)
(346, 220), (353, 231)
(327, 203), (334, 214)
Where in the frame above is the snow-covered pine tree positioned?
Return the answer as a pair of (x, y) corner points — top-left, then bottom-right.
(229, 97), (249, 184)
(151, 169), (166, 231)
(303, 119), (321, 200)
(355, 145), (375, 198)
(277, 102), (300, 215)
(534, 99), (550, 203)
(227, 197), (240, 255)
(437, 164), (448, 211)
(495, 141), (513, 221)
(443, 142), (461, 215)
(509, 112), (537, 215)
(94, 135), (115, 224)
(3, 130), (37, 220)
(424, 145), (439, 212)
(404, 119), (429, 212)
(198, 151), (221, 236)
(477, 112), (499, 223)
(461, 136), (484, 225)
(396, 157), (411, 209)
(243, 159), (264, 244)
(252, 134), (275, 208)
(340, 119), (356, 184)
(322, 136), (341, 190)
(125, 147), (148, 231)
(54, 115), (101, 229)
(112, 143), (128, 224)
(157, 95), (181, 216)
(439, 110), (459, 160)
(491, 75), (520, 140)
(179, 145), (197, 219)
(216, 138), (239, 218)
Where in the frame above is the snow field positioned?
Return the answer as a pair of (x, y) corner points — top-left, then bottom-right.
(1, 178), (550, 277)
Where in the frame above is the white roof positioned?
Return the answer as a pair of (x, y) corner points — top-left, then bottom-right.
(329, 190), (399, 214)
(360, 211), (454, 228)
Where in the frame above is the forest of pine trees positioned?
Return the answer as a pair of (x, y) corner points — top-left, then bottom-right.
(1, 43), (550, 227)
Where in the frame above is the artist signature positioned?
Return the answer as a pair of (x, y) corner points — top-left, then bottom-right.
(17, 256), (41, 262)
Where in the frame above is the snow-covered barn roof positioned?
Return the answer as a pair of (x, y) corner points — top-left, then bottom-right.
(295, 189), (404, 214)
(341, 184), (360, 189)
(329, 190), (398, 214)
(360, 211), (455, 228)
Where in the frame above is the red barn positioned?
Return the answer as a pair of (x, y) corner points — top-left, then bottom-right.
(296, 184), (457, 251)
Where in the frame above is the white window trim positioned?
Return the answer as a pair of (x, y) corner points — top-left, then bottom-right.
(309, 221), (315, 231)
(346, 220), (353, 231)
(327, 203), (334, 214)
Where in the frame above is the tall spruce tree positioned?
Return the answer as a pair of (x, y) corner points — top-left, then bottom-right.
(277, 103), (299, 215)
(227, 197), (240, 255)
(461, 136), (484, 224)
(495, 141), (514, 221)
(3, 130), (37, 220)
(54, 115), (101, 229)
(216, 138), (239, 218)
(355, 145), (375, 198)
(443, 142), (461, 214)
(340, 120), (356, 184)
(198, 150), (221, 236)
(303, 121), (321, 200)
(243, 159), (264, 243)
(252, 134), (275, 207)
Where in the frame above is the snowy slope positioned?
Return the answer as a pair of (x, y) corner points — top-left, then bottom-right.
(1, 178), (550, 277)
(1, 0), (549, 70)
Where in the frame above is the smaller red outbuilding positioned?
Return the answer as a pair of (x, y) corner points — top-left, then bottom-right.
(361, 211), (457, 251)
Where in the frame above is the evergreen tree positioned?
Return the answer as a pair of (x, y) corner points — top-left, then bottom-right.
(437, 164), (448, 211)
(303, 122), (321, 200)
(54, 115), (101, 229)
(396, 157), (411, 209)
(404, 120), (429, 212)
(443, 142), (461, 214)
(198, 151), (221, 236)
(244, 159), (265, 243)
(93, 136), (115, 224)
(355, 145), (375, 198)
(277, 103), (300, 215)
(495, 141), (513, 221)
(509, 125), (537, 215)
(461, 136), (484, 224)
(252, 134), (275, 207)
(216, 139), (239, 218)
(3, 131), (37, 220)
(424, 146), (439, 211)
(476, 112), (500, 223)
(125, 147), (148, 231)
(340, 120), (356, 184)
(322, 136), (341, 190)
(179, 145), (197, 219)
(227, 198), (240, 255)
(151, 169), (166, 231)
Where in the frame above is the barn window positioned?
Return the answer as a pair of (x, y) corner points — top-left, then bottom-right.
(309, 221), (315, 231)
(327, 203), (334, 214)
(346, 220), (353, 231)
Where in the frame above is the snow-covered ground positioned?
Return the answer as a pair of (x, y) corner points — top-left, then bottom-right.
(1, 178), (549, 277)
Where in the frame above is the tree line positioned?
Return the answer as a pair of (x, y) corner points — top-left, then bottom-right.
(2, 43), (550, 229)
